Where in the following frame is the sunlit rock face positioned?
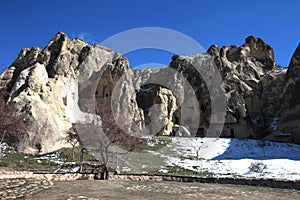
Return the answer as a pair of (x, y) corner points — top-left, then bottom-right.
(204, 36), (279, 139)
(0, 32), (134, 154)
(1, 32), (299, 154)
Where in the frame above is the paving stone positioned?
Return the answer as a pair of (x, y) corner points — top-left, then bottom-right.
(0, 178), (52, 199)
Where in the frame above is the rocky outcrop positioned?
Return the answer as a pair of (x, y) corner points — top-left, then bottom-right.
(156, 35), (284, 140)
(1, 33), (300, 154)
(206, 36), (278, 138)
(207, 37), (300, 141)
(0, 67), (15, 89)
(278, 43), (300, 143)
(280, 43), (300, 109)
(0, 32), (137, 154)
(136, 85), (178, 136)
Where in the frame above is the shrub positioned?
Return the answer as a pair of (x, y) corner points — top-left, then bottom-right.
(248, 161), (267, 173)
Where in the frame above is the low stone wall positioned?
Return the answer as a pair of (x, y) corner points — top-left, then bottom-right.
(109, 174), (300, 190)
(0, 171), (94, 181)
(110, 174), (164, 181)
(1, 171), (299, 190)
(0, 171), (33, 179)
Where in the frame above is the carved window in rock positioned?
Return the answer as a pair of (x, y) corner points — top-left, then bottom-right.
(95, 88), (101, 98)
(230, 128), (235, 137)
(102, 85), (111, 98)
(63, 97), (67, 106)
(222, 130), (228, 137)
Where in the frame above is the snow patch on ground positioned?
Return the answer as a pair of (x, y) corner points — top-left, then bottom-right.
(148, 138), (300, 181)
(34, 152), (65, 164)
(122, 167), (132, 172)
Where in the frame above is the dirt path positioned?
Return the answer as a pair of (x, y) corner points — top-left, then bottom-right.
(30, 180), (300, 200)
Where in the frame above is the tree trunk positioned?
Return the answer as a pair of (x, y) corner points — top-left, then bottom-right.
(71, 145), (75, 161)
(104, 165), (109, 180)
(94, 165), (109, 180)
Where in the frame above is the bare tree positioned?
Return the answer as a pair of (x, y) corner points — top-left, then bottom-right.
(65, 125), (81, 161)
(0, 88), (28, 152)
(191, 140), (204, 160)
(76, 99), (141, 179)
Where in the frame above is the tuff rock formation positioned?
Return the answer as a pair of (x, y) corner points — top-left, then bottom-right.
(1, 32), (300, 154)
(277, 43), (300, 143)
(0, 32), (137, 153)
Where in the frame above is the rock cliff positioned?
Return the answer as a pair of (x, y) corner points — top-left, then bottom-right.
(0, 32), (136, 153)
(1, 32), (300, 154)
(277, 43), (300, 143)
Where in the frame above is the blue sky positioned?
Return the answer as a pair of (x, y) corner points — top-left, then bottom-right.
(0, 0), (299, 73)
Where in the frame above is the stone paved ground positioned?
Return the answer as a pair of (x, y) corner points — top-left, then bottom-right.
(0, 178), (52, 199)
(30, 180), (300, 200)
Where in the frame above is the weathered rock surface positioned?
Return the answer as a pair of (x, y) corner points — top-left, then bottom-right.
(1, 32), (300, 154)
(0, 32), (137, 153)
(204, 36), (277, 138)
(137, 85), (178, 136)
(278, 43), (300, 143)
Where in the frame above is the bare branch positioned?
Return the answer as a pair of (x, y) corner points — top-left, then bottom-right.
(0, 87), (28, 149)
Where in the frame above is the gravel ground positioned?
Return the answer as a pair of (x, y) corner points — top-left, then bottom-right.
(0, 178), (52, 199)
(30, 180), (300, 200)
